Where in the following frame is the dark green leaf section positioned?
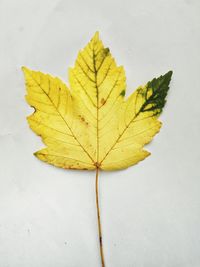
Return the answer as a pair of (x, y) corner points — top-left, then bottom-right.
(120, 90), (125, 97)
(140, 70), (173, 116)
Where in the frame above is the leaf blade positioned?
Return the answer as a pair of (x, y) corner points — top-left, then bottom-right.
(22, 67), (95, 170)
(100, 71), (172, 170)
(23, 34), (173, 171)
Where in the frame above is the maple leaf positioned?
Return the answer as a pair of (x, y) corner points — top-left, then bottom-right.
(22, 32), (172, 267)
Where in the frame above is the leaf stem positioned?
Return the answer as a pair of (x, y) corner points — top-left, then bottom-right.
(95, 167), (105, 267)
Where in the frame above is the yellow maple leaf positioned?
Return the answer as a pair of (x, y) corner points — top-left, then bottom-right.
(22, 32), (172, 267)
(22, 32), (172, 171)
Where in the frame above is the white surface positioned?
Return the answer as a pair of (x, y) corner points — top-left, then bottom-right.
(0, 0), (200, 266)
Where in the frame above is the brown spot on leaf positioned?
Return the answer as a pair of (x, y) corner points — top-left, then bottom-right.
(79, 115), (89, 126)
(101, 98), (106, 105)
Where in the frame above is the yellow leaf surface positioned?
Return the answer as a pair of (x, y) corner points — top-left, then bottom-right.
(22, 32), (172, 171)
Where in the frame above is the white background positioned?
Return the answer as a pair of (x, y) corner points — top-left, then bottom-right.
(0, 0), (200, 266)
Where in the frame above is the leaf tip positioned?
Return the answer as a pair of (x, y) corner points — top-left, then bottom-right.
(33, 151), (42, 160)
(34, 151), (43, 160)
(145, 150), (151, 157)
(92, 31), (100, 42)
(165, 70), (173, 80)
(21, 66), (31, 76)
(168, 70), (173, 75)
(21, 66), (27, 72)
